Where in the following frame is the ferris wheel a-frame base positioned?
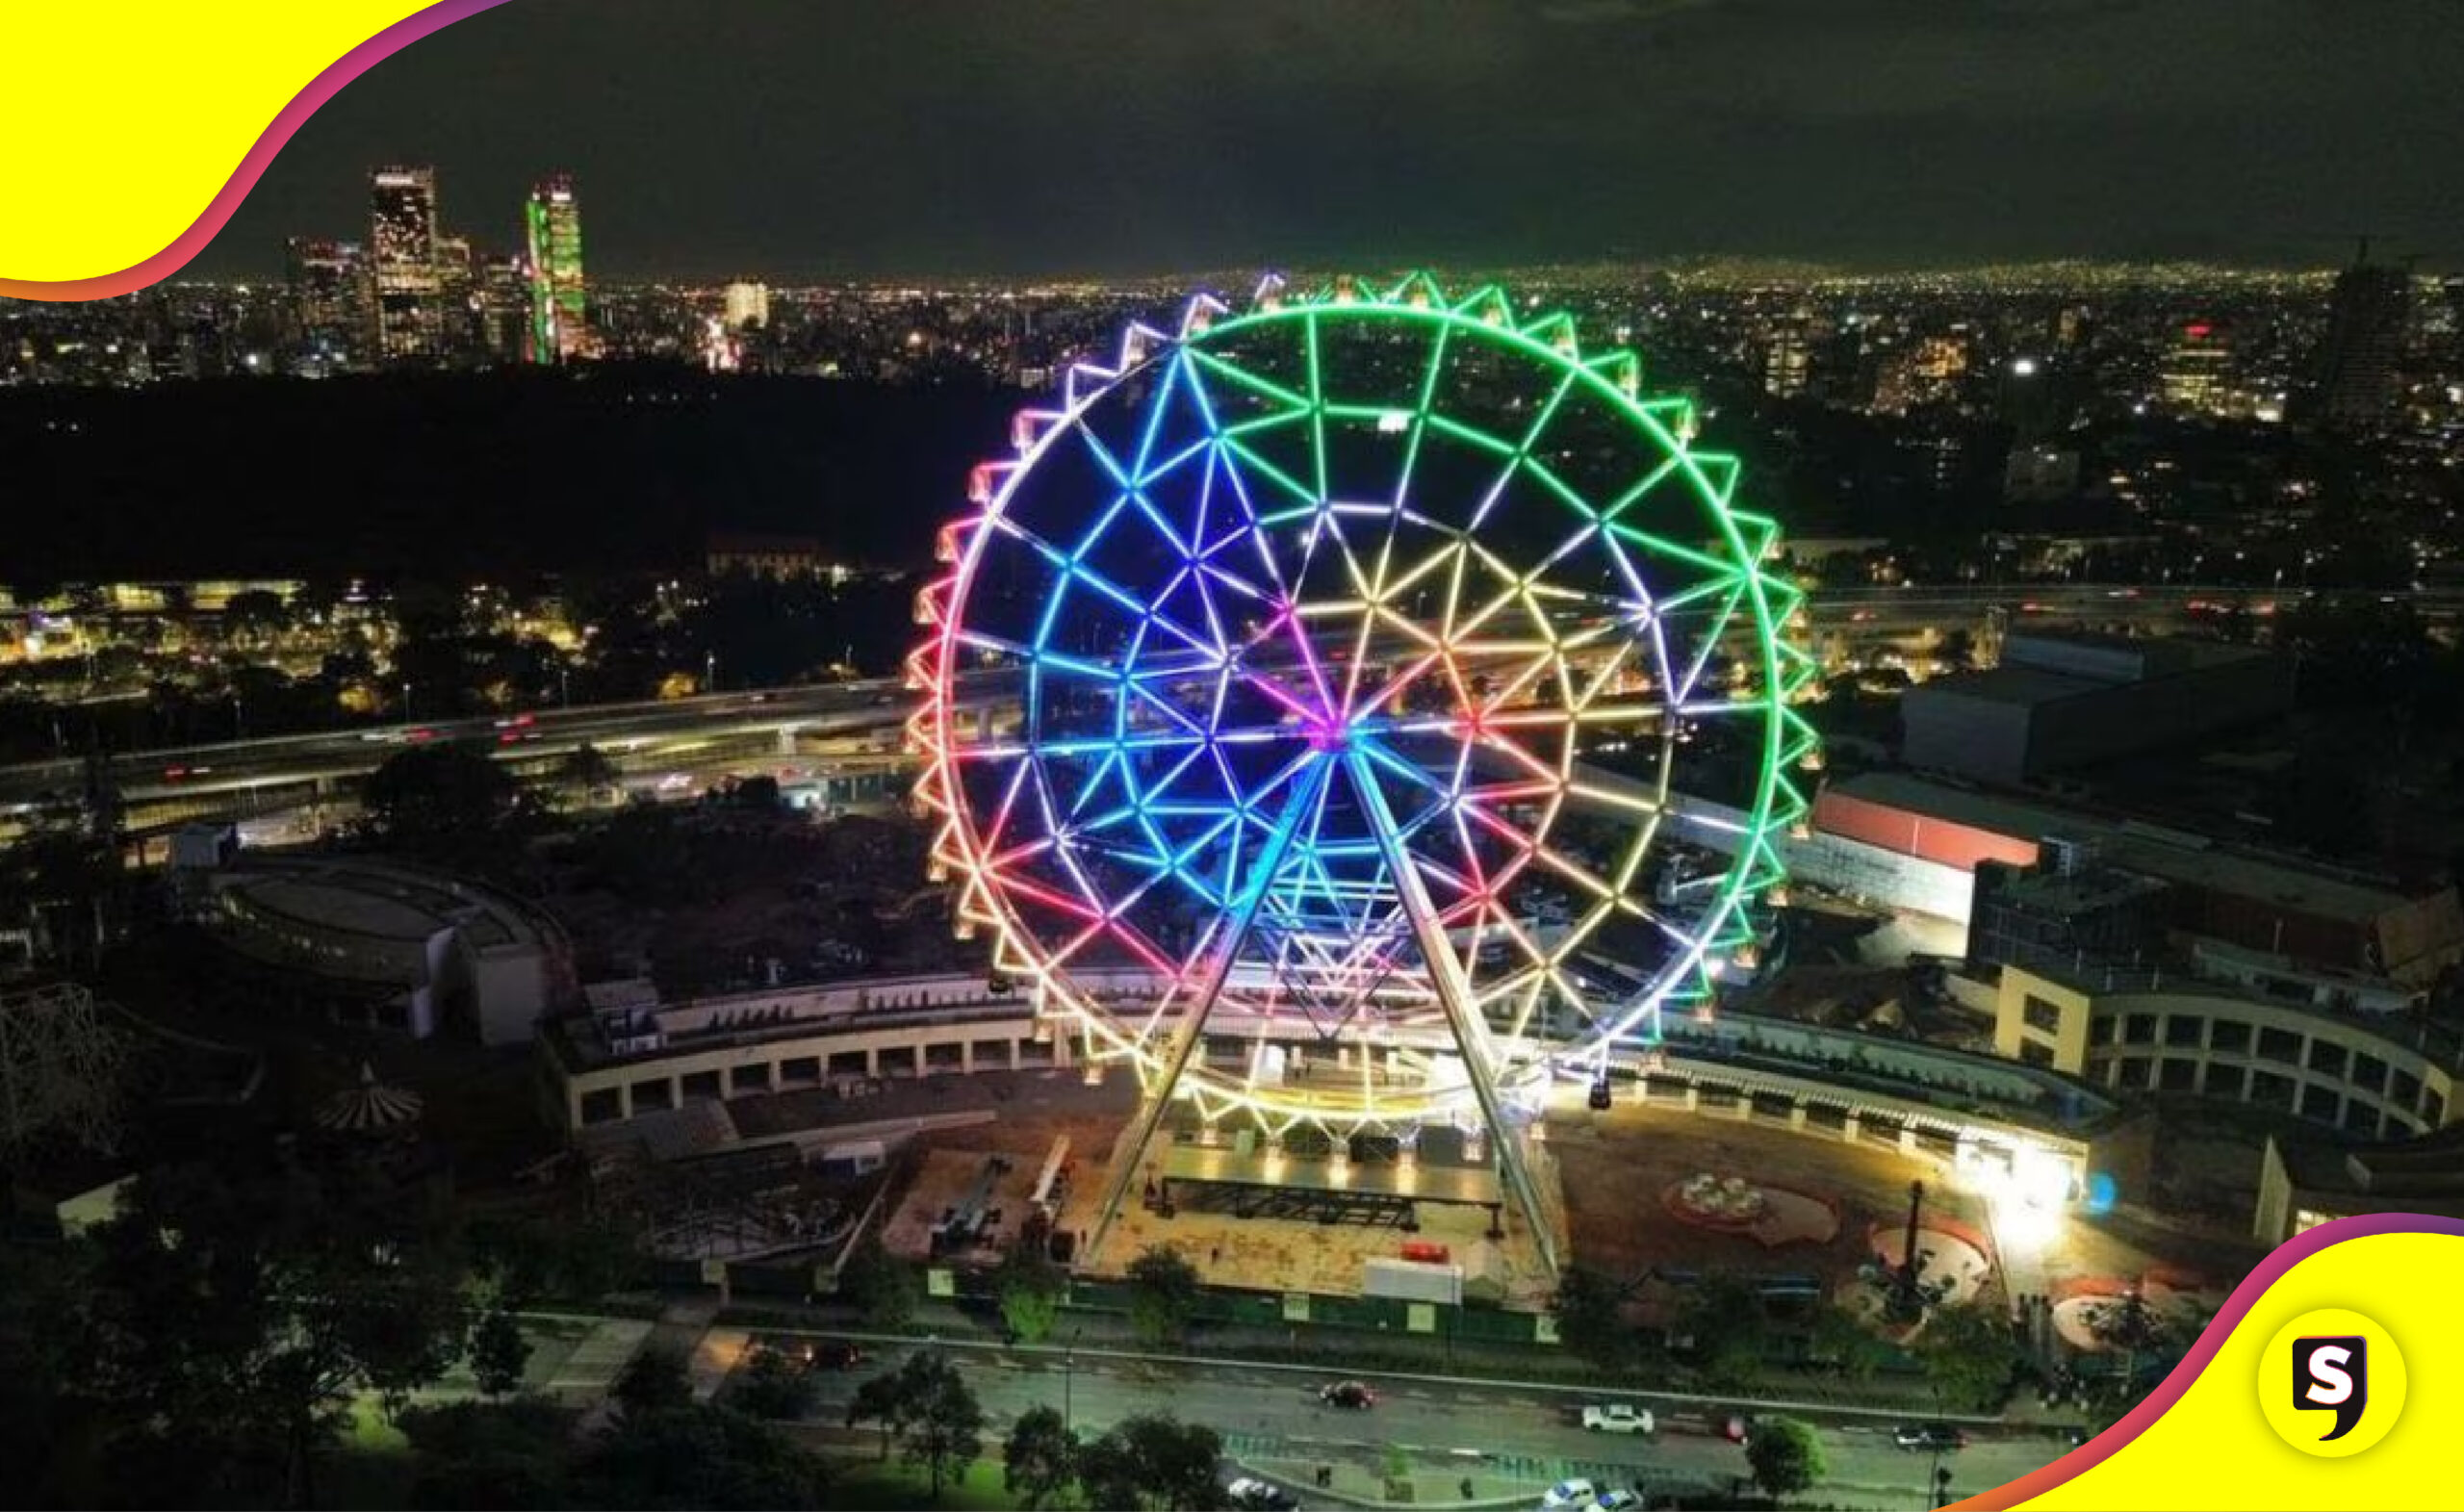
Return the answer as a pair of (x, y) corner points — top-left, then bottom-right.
(1074, 747), (1566, 1283)
(1063, 1104), (1570, 1309)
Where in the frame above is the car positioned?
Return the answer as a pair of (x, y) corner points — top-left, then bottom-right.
(1581, 1404), (1655, 1435)
(803, 1340), (867, 1371)
(1893, 1422), (1969, 1452)
(1226, 1478), (1297, 1511)
(1539, 1478), (1597, 1510)
(1593, 1493), (1642, 1512)
(1319, 1379), (1376, 1409)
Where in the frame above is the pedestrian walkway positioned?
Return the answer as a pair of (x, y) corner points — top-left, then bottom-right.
(572, 1294), (716, 1436)
(539, 1315), (654, 1406)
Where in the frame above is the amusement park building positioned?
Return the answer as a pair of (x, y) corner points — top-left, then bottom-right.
(536, 969), (2153, 1217)
(191, 851), (572, 1045)
(1899, 632), (2291, 786)
(1797, 771), (2464, 986)
(1991, 961), (2461, 1144)
(2254, 1121), (2464, 1245)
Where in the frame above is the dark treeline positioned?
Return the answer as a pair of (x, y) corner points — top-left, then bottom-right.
(6, 366), (1021, 582)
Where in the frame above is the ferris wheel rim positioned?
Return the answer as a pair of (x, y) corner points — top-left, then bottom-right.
(912, 276), (1814, 1128)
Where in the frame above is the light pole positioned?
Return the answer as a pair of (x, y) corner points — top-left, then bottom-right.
(401, 682), (413, 726)
(705, 651), (718, 694)
(560, 664), (571, 709)
(1062, 1327), (1082, 1433)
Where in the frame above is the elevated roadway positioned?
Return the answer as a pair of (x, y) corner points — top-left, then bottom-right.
(6, 582), (2451, 832)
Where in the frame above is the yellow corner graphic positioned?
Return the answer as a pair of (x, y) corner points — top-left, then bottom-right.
(1973, 1221), (2463, 1511)
(1, 1), (504, 298)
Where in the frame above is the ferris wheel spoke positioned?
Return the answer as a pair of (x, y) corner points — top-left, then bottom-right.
(929, 285), (1808, 1246)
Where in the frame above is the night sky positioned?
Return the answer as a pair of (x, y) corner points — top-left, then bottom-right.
(203, 0), (2464, 280)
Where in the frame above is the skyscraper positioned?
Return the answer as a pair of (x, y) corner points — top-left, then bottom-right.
(1758, 309), (1814, 398)
(723, 280), (770, 332)
(473, 252), (532, 365)
(369, 166), (444, 363)
(434, 233), (475, 363)
(525, 172), (591, 363)
(283, 236), (364, 371)
(2160, 320), (2231, 415)
(2315, 247), (2411, 430)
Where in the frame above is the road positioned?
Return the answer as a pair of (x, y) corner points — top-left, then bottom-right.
(757, 1333), (2068, 1507)
(10, 579), (2455, 830)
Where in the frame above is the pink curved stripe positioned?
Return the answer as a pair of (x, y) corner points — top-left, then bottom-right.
(0, 0), (510, 302)
(1953, 1213), (2464, 1509)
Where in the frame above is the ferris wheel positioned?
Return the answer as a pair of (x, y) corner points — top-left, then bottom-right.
(910, 273), (1814, 1265)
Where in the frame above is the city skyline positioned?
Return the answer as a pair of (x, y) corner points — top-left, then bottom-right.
(193, 0), (2464, 282)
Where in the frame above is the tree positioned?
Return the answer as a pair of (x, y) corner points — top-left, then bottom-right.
(397, 1397), (574, 1511)
(468, 1307), (531, 1398)
(732, 1346), (815, 1421)
(575, 1403), (832, 1510)
(1002, 1404), (1077, 1511)
(1125, 1243), (1201, 1348)
(559, 742), (619, 802)
(892, 1350), (984, 1501)
(362, 743), (519, 849)
(839, 1239), (920, 1331)
(847, 1370), (911, 1461)
(995, 1243), (1068, 1345)
(1076, 1413), (1227, 1511)
(1745, 1415), (1826, 1499)
(469, 1208), (641, 1307)
(1809, 1302), (1889, 1383)
(1677, 1274), (1769, 1391)
(1552, 1267), (1641, 1372)
(78, 1152), (473, 1508)
(613, 1346), (695, 1419)
(0, 1231), (103, 1506)
(222, 589), (294, 642)
(1914, 1302), (2025, 1412)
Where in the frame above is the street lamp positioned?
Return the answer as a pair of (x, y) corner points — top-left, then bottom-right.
(705, 651), (718, 693)
(1063, 1326), (1083, 1434)
(401, 682), (413, 725)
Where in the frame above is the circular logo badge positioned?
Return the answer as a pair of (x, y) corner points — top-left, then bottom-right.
(2258, 1308), (2406, 1456)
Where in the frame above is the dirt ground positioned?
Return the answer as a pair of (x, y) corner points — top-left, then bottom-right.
(845, 1068), (2257, 1316)
(1548, 1094), (1945, 1286)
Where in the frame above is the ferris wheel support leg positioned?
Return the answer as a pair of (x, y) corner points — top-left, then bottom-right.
(1346, 749), (1562, 1279)
(1082, 755), (1335, 1270)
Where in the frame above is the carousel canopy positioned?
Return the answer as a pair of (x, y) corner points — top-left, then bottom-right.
(316, 1063), (424, 1135)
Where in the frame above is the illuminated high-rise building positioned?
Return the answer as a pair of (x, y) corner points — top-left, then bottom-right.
(434, 233), (475, 362)
(723, 280), (770, 332)
(525, 172), (591, 363)
(2314, 246), (2410, 430)
(369, 165), (444, 362)
(283, 236), (364, 369)
(2159, 320), (2231, 414)
(1873, 333), (1969, 413)
(1758, 309), (1814, 398)
(473, 252), (531, 365)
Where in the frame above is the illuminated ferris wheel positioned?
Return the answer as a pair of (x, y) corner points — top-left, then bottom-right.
(910, 273), (1814, 1262)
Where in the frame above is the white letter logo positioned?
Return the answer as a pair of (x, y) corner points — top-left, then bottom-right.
(2303, 1345), (2353, 1406)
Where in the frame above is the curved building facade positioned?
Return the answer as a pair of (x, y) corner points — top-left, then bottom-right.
(203, 854), (572, 1045)
(1991, 962), (2457, 1142)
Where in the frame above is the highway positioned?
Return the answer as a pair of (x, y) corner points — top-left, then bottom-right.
(753, 1332), (2069, 1507)
(5, 580), (2452, 828)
